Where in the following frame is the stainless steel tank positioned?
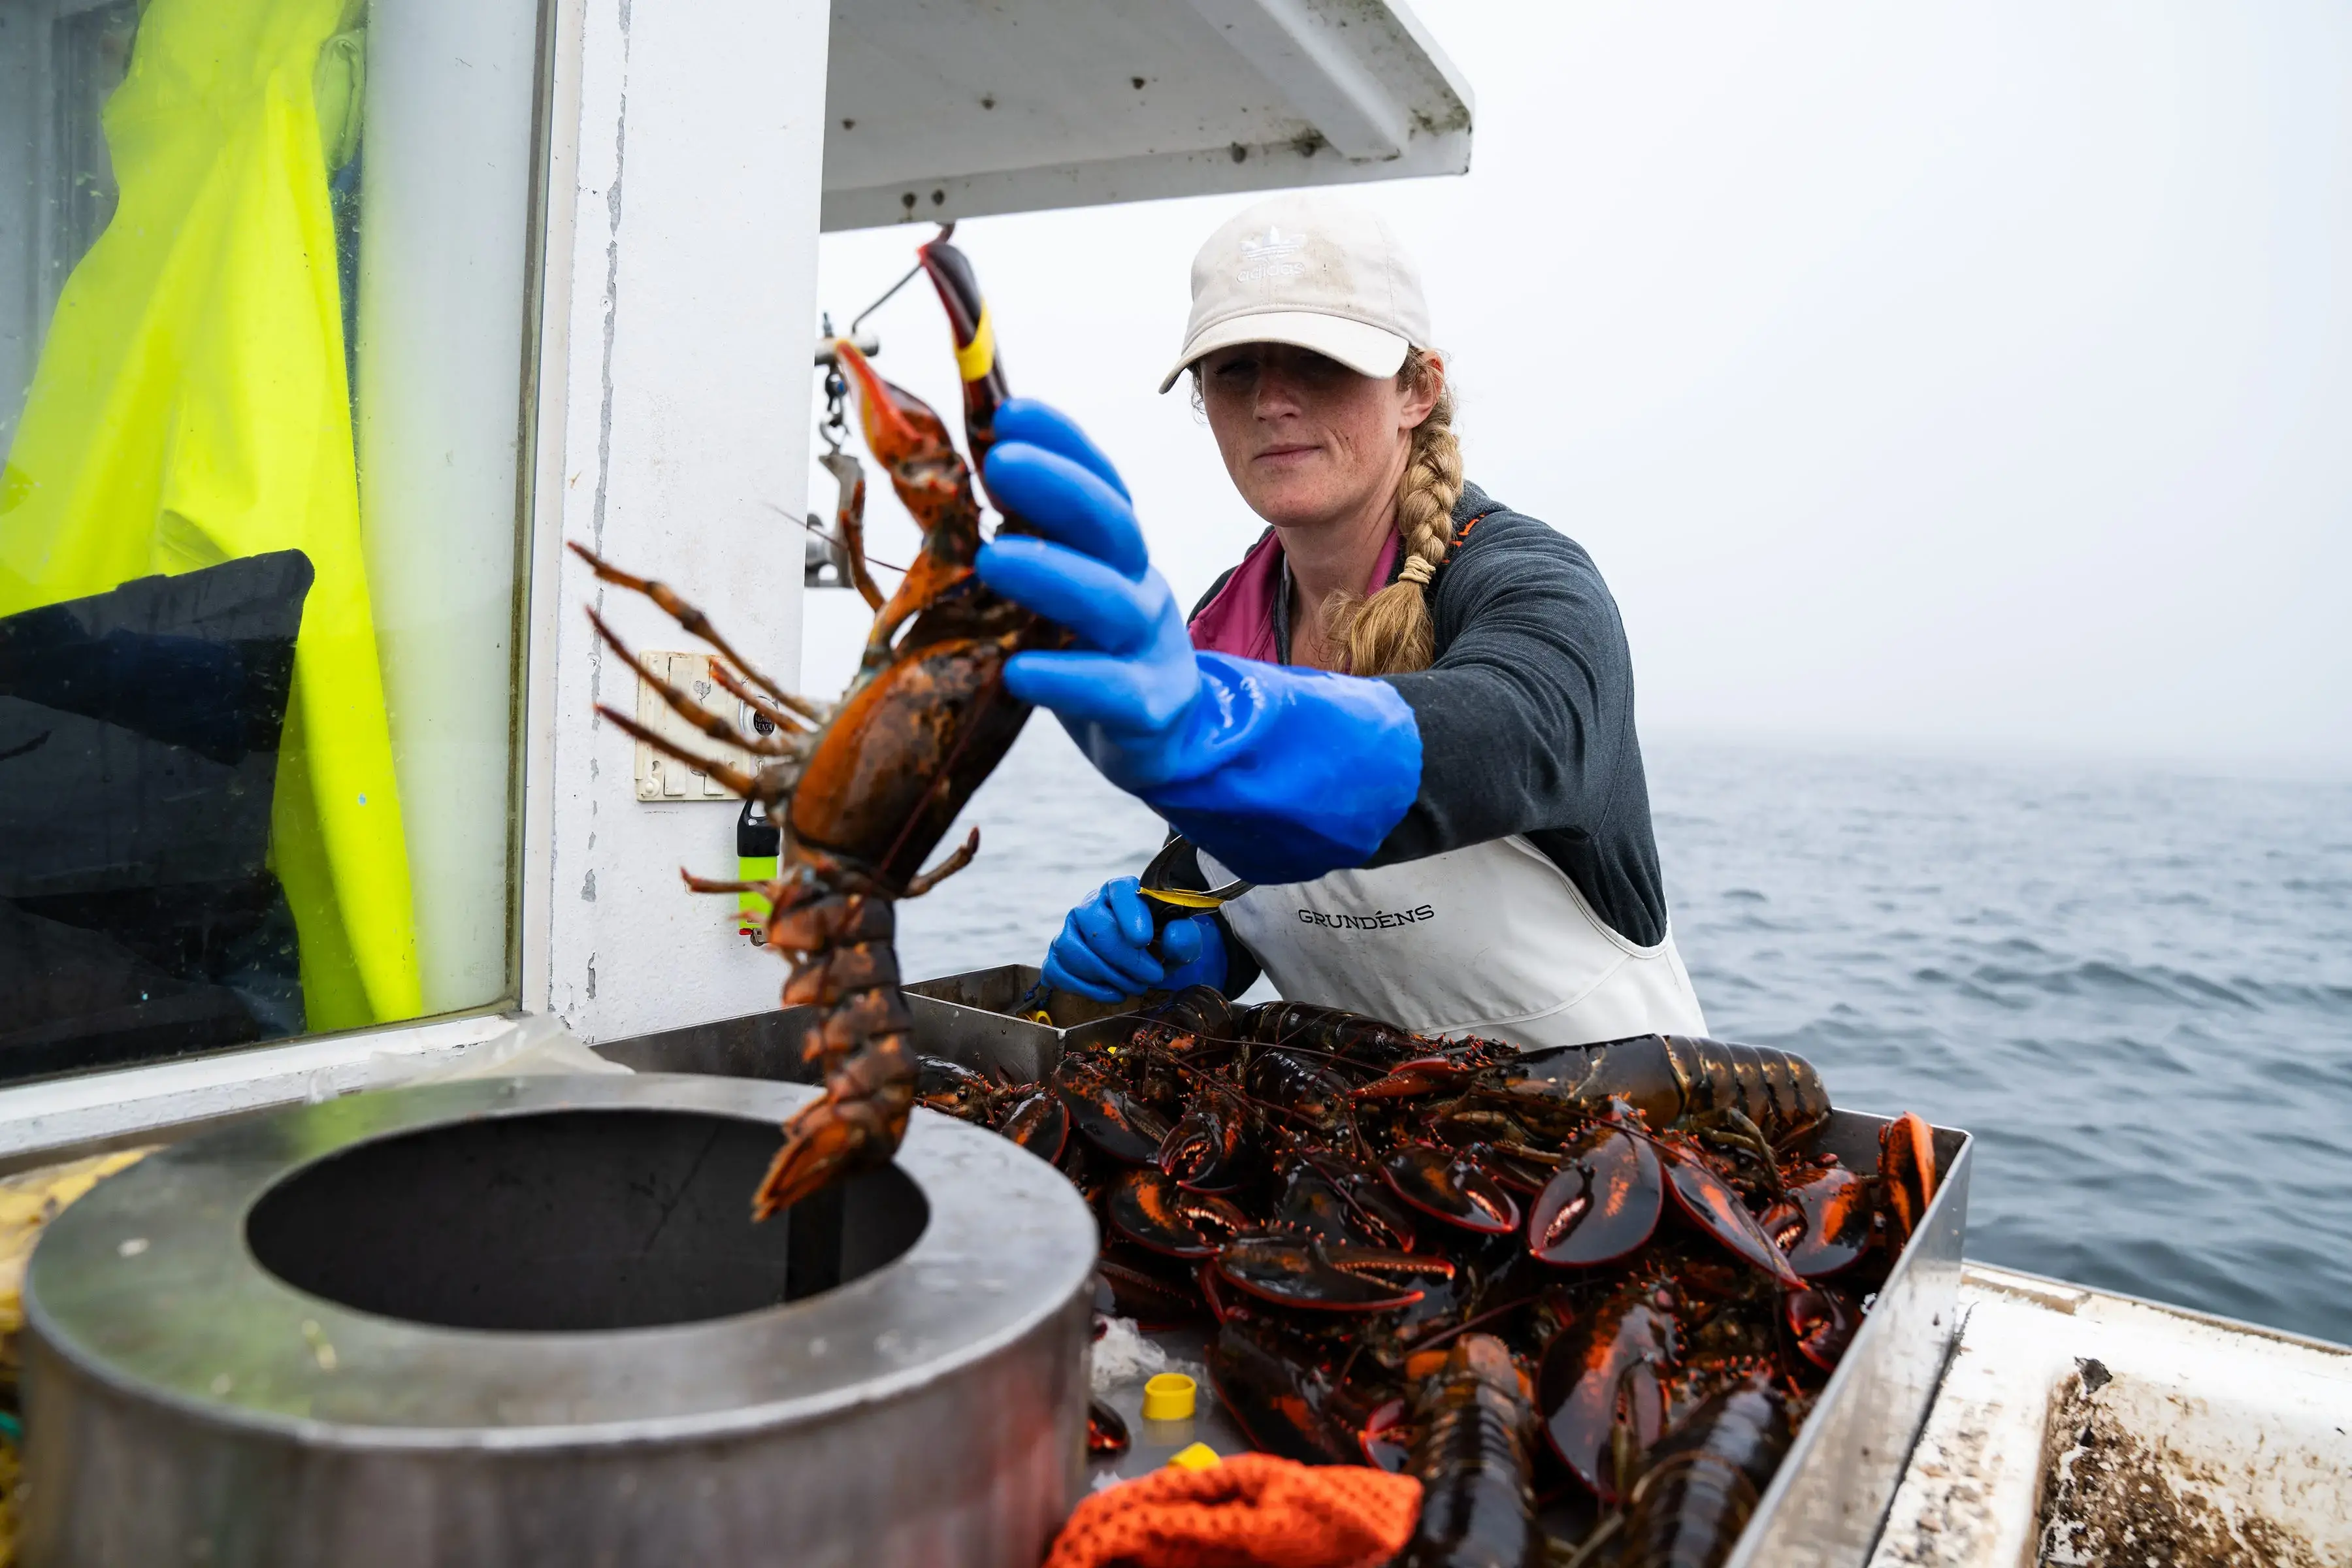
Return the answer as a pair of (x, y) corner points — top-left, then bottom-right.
(21, 1073), (1098, 1568)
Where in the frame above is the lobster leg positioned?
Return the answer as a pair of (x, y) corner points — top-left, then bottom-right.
(570, 542), (830, 726)
(902, 827), (981, 897)
(584, 608), (807, 758)
(686, 860), (810, 900)
(1682, 1107), (1783, 1196)
(707, 660), (822, 737)
(595, 704), (766, 801)
(861, 555), (975, 674)
(819, 449), (887, 612)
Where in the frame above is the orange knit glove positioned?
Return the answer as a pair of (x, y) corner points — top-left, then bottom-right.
(1044, 1453), (1422, 1568)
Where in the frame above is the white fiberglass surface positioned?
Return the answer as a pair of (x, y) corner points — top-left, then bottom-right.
(1870, 1266), (2352, 1568)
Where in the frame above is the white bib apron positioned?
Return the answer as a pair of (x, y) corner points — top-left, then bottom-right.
(1203, 837), (1707, 1051)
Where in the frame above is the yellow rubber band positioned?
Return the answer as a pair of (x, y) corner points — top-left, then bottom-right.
(1138, 887), (1226, 911)
(954, 304), (995, 382)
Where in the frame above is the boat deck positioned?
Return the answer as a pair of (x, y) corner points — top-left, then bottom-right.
(1869, 1264), (2351, 1567)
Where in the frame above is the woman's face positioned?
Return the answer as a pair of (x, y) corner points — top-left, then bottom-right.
(1199, 343), (1440, 532)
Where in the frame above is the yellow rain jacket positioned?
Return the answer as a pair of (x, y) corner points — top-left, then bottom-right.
(0, 0), (418, 1032)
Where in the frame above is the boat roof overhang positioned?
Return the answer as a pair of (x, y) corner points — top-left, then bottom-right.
(819, 0), (1473, 231)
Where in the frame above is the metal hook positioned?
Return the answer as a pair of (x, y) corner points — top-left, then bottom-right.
(824, 221), (956, 361)
(844, 224), (949, 339)
(847, 261), (924, 340)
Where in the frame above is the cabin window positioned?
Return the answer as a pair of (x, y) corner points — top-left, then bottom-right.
(0, 0), (547, 1081)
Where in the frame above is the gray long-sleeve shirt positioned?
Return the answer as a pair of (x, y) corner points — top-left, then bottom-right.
(1186, 482), (1670, 992)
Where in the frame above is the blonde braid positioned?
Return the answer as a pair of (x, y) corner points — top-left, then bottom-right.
(1324, 348), (1463, 675)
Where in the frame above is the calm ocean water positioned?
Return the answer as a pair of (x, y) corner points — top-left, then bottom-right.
(894, 721), (2352, 1345)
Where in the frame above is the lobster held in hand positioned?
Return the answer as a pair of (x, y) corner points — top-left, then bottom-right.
(574, 229), (1062, 1221)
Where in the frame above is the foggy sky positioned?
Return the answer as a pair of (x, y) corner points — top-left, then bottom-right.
(811, 1), (2352, 776)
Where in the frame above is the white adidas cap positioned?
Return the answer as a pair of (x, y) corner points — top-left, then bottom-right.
(1158, 191), (1433, 394)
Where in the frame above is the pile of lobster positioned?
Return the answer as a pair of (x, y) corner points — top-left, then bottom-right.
(576, 225), (1942, 1566)
(919, 989), (1940, 1567)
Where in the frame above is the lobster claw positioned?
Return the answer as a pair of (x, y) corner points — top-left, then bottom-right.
(1215, 1235), (1454, 1313)
(996, 1089), (1070, 1164)
(1156, 983), (1237, 1041)
(1087, 1397), (1132, 1458)
(1381, 1142), (1522, 1235)
(1107, 1168), (1250, 1260)
(915, 1055), (1000, 1122)
(1094, 1254), (1203, 1329)
(1206, 1320), (1367, 1466)
(1244, 1048), (1352, 1134)
(1658, 1137), (1806, 1288)
(1538, 1274), (1678, 1503)
(1268, 1156), (1415, 1250)
(1157, 1082), (1258, 1193)
(1762, 1163), (1871, 1278)
(1527, 1118), (1663, 1267)
(1054, 1056), (1173, 1164)
(1360, 1396), (1413, 1473)
(1784, 1286), (1858, 1373)
(1878, 1112), (1939, 1249)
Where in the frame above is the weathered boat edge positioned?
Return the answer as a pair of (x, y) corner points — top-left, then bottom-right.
(1723, 1117), (1972, 1568)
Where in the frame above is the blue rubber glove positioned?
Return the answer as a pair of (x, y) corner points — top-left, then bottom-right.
(1041, 877), (1228, 1003)
(975, 400), (1422, 887)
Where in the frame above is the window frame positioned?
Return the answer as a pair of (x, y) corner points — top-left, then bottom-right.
(0, 0), (591, 1158)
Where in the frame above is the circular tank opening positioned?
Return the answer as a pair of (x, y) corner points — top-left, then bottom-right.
(246, 1109), (927, 1331)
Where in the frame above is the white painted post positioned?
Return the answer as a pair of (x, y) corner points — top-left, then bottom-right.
(540, 0), (828, 1040)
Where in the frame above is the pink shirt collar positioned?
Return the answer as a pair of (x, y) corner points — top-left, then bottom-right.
(1188, 530), (1403, 661)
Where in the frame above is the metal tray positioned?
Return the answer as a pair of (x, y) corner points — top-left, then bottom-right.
(901, 964), (1154, 1084)
(591, 964), (1146, 1088)
(596, 966), (1973, 1568)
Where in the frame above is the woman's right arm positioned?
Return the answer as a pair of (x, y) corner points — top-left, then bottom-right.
(1372, 512), (1668, 947)
(974, 400), (1426, 890)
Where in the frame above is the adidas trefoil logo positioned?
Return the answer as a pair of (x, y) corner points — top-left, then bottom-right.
(1237, 225), (1309, 284)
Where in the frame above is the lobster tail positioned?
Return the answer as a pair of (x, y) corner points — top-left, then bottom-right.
(1399, 1335), (1544, 1568)
(1619, 1376), (1793, 1568)
(1661, 1036), (1831, 1145)
(774, 892), (902, 1038)
(1497, 1034), (1829, 1145)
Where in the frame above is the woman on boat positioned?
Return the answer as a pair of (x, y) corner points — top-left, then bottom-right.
(972, 192), (1705, 1049)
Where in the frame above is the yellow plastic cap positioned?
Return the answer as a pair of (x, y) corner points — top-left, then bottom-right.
(1141, 1373), (1198, 1422)
(1167, 1442), (1220, 1471)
